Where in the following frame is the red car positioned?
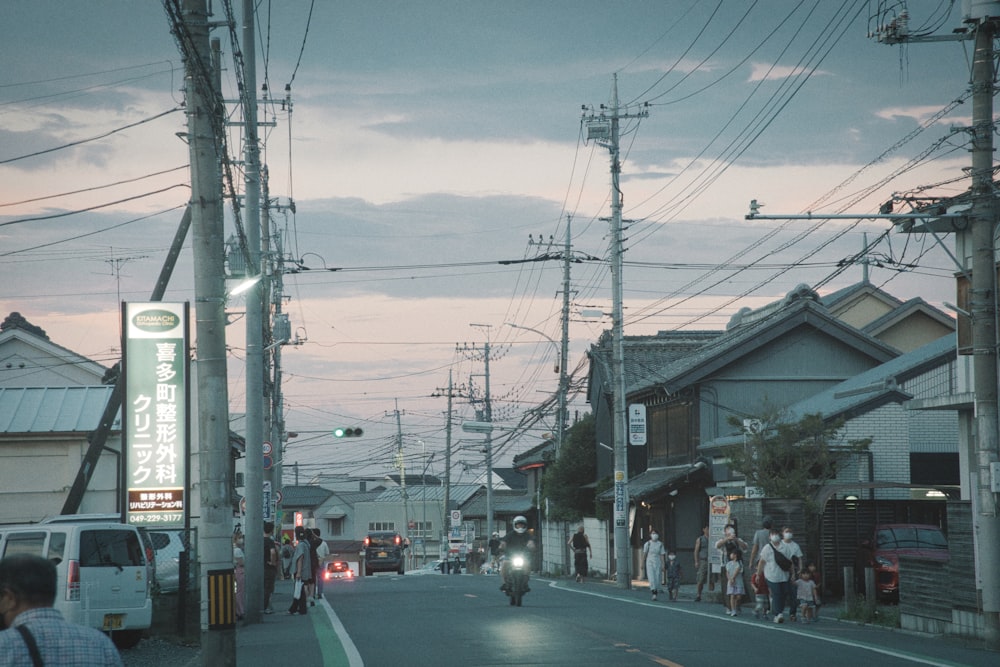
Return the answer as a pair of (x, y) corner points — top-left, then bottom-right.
(324, 560), (355, 580)
(859, 523), (948, 601)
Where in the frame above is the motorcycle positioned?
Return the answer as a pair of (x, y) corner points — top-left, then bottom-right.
(503, 552), (530, 606)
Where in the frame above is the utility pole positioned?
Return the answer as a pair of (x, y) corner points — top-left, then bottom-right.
(173, 0), (235, 660)
(240, 0), (264, 624)
(872, 6), (1000, 648)
(460, 327), (495, 541)
(584, 74), (648, 589)
(389, 401), (409, 550)
(557, 216), (572, 454)
(433, 372), (457, 545)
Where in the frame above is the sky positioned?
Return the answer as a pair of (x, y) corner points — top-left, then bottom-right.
(0, 1), (978, 483)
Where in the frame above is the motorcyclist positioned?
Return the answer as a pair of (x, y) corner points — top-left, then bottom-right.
(499, 516), (535, 593)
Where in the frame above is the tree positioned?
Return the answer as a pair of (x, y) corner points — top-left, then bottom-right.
(542, 413), (597, 521)
(723, 410), (870, 513)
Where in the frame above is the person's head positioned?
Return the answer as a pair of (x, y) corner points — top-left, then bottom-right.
(799, 568), (811, 580)
(233, 531), (244, 547)
(264, 521), (274, 535)
(761, 515), (773, 530)
(806, 561), (818, 573)
(295, 526), (307, 541)
(667, 550), (676, 561)
(782, 527), (794, 541)
(650, 531), (660, 542)
(724, 524), (736, 538)
(729, 549), (741, 561)
(283, 535), (291, 544)
(577, 525), (585, 534)
(513, 515), (528, 534)
(0, 554), (57, 629)
(702, 525), (709, 535)
(492, 531), (499, 538)
(313, 528), (321, 538)
(769, 529), (781, 543)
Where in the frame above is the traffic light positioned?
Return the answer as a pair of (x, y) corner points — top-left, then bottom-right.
(333, 427), (363, 438)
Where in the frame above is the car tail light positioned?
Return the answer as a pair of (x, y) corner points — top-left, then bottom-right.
(66, 560), (80, 601)
(394, 535), (401, 546)
(363, 536), (370, 547)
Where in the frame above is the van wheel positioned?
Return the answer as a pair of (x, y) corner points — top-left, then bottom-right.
(110, 629), (143, 649)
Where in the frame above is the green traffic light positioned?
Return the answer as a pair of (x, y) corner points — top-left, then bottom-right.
(333, 427), (363, 438)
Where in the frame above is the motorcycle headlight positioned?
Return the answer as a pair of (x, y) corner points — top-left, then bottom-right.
(511, 556), (525, 568)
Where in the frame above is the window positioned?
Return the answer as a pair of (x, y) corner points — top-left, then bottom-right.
(1, 532), (47, 559)
(79, 530), (143, 567)
(368, 522), (395, 532)
(410, 521), (432, 538)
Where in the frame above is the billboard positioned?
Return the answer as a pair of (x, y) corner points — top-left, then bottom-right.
(123, 302), (189, 527)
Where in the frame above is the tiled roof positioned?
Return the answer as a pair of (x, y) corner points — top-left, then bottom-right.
(372, 483), (481, 505)
(597, 462), (709, 502)
(281, 484), (334, 508)
(0, 386), (117, 433)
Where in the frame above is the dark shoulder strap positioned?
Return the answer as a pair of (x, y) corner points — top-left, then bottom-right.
(16, 625), (44, 667)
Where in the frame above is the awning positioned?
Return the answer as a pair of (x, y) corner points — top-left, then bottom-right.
(323, 510), (346, 519)
(597, 461), (708, 503)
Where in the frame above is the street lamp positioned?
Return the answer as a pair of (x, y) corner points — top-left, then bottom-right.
(505, 323), (568, 454)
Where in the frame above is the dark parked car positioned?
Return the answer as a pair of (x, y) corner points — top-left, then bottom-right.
(859, 523), (949, 601)
(363, 531), (406, 576)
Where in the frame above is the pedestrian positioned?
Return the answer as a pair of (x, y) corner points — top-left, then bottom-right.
(311, 528), (330, 603)
(287, 526), (313, 615)
(568, 525), (592, 583)
(642, 531), (666, 601)
(756, 527), (794, 623)
(232, 530), (246, 621)
(693, 525), (711, 601)
(487, 532), (501, 572)
(750, 570), (770, 619)
(725, 548), (744, 616)
(263, 521), (278, 614)
(748, 515), (774, 571)
(281, 536), (293, 579)
(714, 523), (748, 613)
(805, 560), (822, 621)
(0, 553), (124, 667)
(666, 550), (682, 601)
(780, 526), (804, 621)
(795, 567), (819, 622)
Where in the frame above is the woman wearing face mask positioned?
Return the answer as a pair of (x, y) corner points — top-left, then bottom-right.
(780, 527), (804, 621)
(642, 531), (667, 601)
(756, 528), (794, 622)
(714, 524), (748, 613)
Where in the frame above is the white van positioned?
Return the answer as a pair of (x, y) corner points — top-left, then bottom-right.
(0, 517), (153, 648)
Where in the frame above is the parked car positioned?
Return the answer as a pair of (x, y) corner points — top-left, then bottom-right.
(147, 529), (196, 593)
(0, 517), (153, 648)
(324, 560), (354, 580)
(858, 523), (949, 601)
(362, 531), (407, 576)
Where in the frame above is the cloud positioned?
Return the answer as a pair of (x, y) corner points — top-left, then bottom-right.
(748, 62), (831, 82)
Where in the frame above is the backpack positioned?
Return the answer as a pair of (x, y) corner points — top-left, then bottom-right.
(770, 544), (793, 572)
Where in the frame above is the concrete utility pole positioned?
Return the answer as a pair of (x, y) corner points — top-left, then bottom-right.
(389, 401), (409, 546)
(968, 16), (1000, 650)
(558, 216), (572, 455)
(584, 74), (648, 589)
(241, 0), (265, 624)
(872, 7), (1000, 648)
(174, 0), (235, 661)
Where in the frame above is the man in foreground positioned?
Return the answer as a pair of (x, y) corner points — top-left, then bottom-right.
(0, 553), (123, 666)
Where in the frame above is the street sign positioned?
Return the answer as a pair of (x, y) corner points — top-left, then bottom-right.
(275, 490), (283, 504)
(628, 404), (647, 446)
(614, 470), (627, 528)
(263, 481), (272, 520)
(263, 455), (273, 470)
(262, 441), (272, 455)
(450, 510), (461, 527)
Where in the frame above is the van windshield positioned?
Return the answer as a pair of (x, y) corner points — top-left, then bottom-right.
(80, 530), (144, 567)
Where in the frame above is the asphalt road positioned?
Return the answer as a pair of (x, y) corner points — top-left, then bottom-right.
(327, 572), (997, 667)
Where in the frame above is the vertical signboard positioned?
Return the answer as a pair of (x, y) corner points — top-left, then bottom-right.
(708, 495), (730, 572)
(628, 404), (647, 446)
(124, 302), (189, 528)
(614, 470), (627, 528)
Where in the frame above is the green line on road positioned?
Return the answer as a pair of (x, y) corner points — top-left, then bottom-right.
(310, 604), (352, 666)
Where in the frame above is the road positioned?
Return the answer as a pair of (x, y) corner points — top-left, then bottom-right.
(326, 572), (996, 667)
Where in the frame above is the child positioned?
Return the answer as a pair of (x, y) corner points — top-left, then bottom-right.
(666, 551), (682, 601)
(805, 561), (822, 621)
(796, 568), (819, 622)
(725, 549), (744, 616)
(750, 570), (770, 620)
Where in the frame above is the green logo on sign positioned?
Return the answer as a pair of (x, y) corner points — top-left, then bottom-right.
(132, 309), (180, 332)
